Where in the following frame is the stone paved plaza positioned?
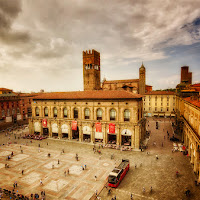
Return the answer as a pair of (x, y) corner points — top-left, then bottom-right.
(0, 118), (200, 199)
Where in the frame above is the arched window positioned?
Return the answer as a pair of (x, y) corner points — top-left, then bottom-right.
(110, 109), (116, 121)
(85, 108), (90, 119)
(124, 109), (130, 121)
(44, 107), (48, 117)
(35, 107), (39, 116)
(74, 108), (78, 119)
(53, 107), (57, 117)
(97, 108), (102, 120)
(63, 108), (67, 118)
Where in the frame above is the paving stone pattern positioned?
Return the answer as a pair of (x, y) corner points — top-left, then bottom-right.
(0, 118), (200, 199)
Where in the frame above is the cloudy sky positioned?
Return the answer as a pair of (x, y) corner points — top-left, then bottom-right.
(0, 0), (200, 92)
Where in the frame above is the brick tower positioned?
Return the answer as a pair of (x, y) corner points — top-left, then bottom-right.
(139, 63), (146, 95)
(83, 49), (101, 91)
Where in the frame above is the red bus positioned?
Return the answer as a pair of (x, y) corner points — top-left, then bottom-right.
(108, 159), (129, 188)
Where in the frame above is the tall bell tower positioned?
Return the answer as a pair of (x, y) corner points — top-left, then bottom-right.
(139, 63), (146, 95)
(83, 49), (101, 91)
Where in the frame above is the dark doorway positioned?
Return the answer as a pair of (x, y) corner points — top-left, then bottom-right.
(43, 128), (49, 136)
(34, 131), (40, 135)
(62, 133), (68, 139)
(83, 134), (90, 142)
(121, 135), (131, 146)
(52, 132), (58, 138)
(72, 126), (79, 140)
(108, 134), (116, 144)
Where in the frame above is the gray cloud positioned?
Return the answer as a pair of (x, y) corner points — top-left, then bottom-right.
(0, 0), (200, 92)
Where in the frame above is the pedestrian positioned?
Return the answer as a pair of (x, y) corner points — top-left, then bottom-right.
(22, 169), (24, 175)
(150, 186), (153, 193)
(13, 183), (15, 189)
(40, 179), (43, 185)
(38, 144), (40, 147)
(96, 190), (98, 197)
(67, 169), (69, 175)
(156, 155), (158, 159)
(21, 149), (23, 154)
(130, 193), (133, 199)
(84, 164), (86, 169)
(58, 159), (60, 164)
(135, 164), (137, 169)
(52, 164), (54, 169)
(95, 175), (97, 181)
(15, 181), (17, 187)
(62, 149), (64, 153)
(64, 170), (66, 177)
(143, 187), (145, 193)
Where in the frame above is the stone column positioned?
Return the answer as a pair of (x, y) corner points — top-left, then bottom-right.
(29, 119), (33, 135)
(103, 124), (107, 144)
(58, 122), (62, 139)
(116, 125), (120, 146)
(134, 125), (140, 149)
(40, 120), (43, 136)
(131, 127), (135, 149)
(91, 124), (95, 144)
(79, 122), (82, 142)
(49, 121), (52, 138)
(194, 150), (198, 172)
(68, 122), (72, 140)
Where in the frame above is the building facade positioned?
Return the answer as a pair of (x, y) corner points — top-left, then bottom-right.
(29, 90), (145, 149)
(176, 95), (200, 182)
(143, 91), (176, 117)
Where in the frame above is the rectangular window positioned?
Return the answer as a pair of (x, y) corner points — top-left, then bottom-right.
(155, 107), (157, 111)
(149, 107), (151, 111)
(161, 107), (163, 112)
(167, 107), (169, 111)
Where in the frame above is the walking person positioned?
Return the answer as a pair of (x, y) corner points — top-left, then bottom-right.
(156, 155), (158, 160)
(58, 159), (60, 164)
(22, 169), (24, 175)
(95, 175), (97, 181)
(40, 179), (43, 185)
(67, 169), (70, 175)
(64, 170), (66, 177)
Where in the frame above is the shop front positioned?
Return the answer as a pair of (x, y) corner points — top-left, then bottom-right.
(121, 129), (132, 146)
(34, 122), (41, 135)
(52, 123), (58, 138)
(61, 124), (69, 139)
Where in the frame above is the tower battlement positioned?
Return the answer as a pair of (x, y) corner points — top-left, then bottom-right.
(83, 49), (100, 57)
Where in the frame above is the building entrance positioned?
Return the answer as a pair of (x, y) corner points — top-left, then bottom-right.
(72, 127), (79, 139)
(34, 131), (40, 135)
(83, 134), (90, 142)
(43, 128), (49, 136)
(121, 135), (131, 146)
(108, 134), (116, 144)
(52, 132), (58, 137)
(62, 133), (68, 139)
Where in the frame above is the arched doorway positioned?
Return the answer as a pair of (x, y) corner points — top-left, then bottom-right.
(61, 124), (69, 139)
(83, 126), (91, 142)
(34, 122), (41, 135)
(52, 123), (58, 138)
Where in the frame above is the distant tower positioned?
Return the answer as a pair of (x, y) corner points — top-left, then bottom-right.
(181, 66), (192, 85)
(139, 63), (146, 94)
(83, 49), (101, 91)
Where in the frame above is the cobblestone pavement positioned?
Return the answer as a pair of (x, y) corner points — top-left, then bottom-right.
(98, 118), (200, 200)
(0, 118), (200, 199)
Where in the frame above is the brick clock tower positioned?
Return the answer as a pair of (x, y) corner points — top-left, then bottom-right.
(83, 49), (101, 91)
(139, 63), (146, 95)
